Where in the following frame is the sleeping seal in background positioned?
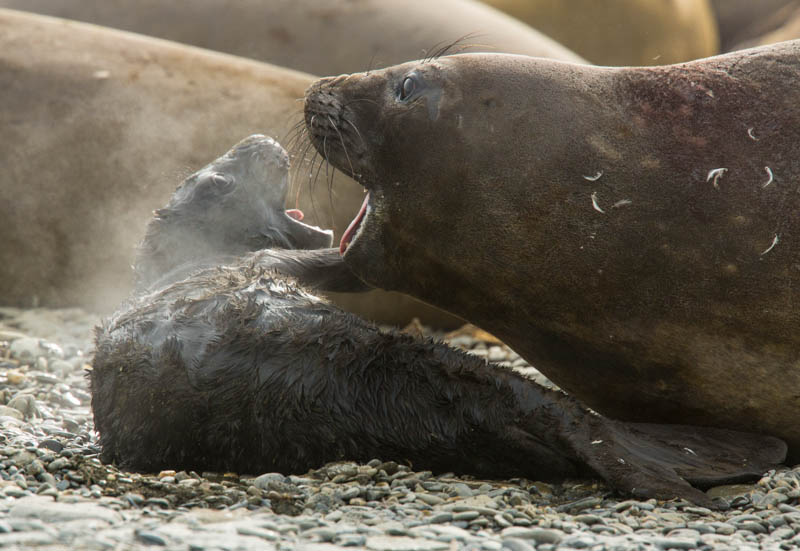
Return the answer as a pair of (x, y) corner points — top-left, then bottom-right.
(91, 135), (786, 508)
(303, 42), (800, 460)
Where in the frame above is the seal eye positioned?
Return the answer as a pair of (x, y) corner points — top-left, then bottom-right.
(399, 76), (416, 100)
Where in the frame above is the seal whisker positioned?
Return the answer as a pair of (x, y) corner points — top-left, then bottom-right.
(344, 119), (367, 149)
(423, 33), (483, 62)
(281, 119), (308, 152)
(292, 140), (318, 210)
(343, 98), (379, 108)
(328, 116), (356, 178)
(321, 135), (339, 227)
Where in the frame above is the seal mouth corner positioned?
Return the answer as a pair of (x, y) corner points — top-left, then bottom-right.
(339, 193), (370, 255)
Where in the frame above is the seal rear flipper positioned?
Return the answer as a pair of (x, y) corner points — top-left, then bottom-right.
(622, 423), (787, 488)
(567, 417), (786, 507)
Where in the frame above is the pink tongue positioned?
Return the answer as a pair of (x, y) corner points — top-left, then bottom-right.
(285, 209), (304, 221)
(340, 193), (369, 255)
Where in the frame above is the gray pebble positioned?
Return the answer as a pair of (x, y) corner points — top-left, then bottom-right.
(427, 513), (453, 524)
(574, 514), (603, 525)
(558, 534), (597, 549)
(501, 538), (535, 551)
(9, 338), (43, 361)
(49, 359), (76, 376)
(0, 405), (24, 421)
(254, 472), (286, 490)
(737, 521), (767, 534)
(499, 528), (562, 545)
(135, 529), (167, 546)
(415, 494), (444, 506)
(449, 483), (473, 498)
(365, 535), (449, 551)
(4, 486), (27, 498)
(9, 496), (121, 524)
(47, 457), (70, 472)
(772, 527), (795, 540)
(338, 534), (367, 546)
(652, 537), (698, 550)
(711, 522), (735, 535)
(7, 395), (39, 419)
(0, 532), (56, 547)
(487, 346), (506, 363)
(555, 496), (602, 513)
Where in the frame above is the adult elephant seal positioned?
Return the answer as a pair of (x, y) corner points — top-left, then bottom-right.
(0, 8), (457, 327)
(92, 134), (786, 508)
(0, 0), (584, 75)
(481, 0), (718, 66)
(304, 42), (800, 460)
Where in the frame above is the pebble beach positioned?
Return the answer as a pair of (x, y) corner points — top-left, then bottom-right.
(0, 306), (798, 551)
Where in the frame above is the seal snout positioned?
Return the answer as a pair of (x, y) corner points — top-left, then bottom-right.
(304, 82), (366, 181)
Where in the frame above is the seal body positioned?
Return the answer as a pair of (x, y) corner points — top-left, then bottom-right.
(482, 0), (719, 65)
(711, 0), (799, 51)
(0, 0), (584, 75)
(92, 136), (785, 507)
(304, 43), (800, 459)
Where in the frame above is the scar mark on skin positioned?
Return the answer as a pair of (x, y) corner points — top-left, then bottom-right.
(761, 234), (779, 256)
(612, 199), (632, 208)
(706, 168), (727, 189)
(591, 192), (605, 214)
(762, 167), (774, 188)
(583, 171), (603, 182)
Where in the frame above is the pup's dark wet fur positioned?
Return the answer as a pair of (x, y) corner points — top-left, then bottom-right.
(91, 135), (786, 508)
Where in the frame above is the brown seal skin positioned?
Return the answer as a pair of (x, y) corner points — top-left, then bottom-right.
(91, 135), (786, 508)
(0, 8), (458, 328)
(482, 0), (719, 66)
(304, 42), (800, 461)
(0, 0), (585, 74)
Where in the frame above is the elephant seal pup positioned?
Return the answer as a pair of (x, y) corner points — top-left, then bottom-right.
(304, 42), (800, 460)
(92, 136), (785, 507)
(133, 134), (334, 291)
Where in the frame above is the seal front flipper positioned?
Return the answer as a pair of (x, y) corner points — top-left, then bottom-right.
(249, 248), (372, 294)
(561, 416), (787, 507)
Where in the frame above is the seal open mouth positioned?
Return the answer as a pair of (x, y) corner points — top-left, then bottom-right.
(340, 193), (369, 255)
